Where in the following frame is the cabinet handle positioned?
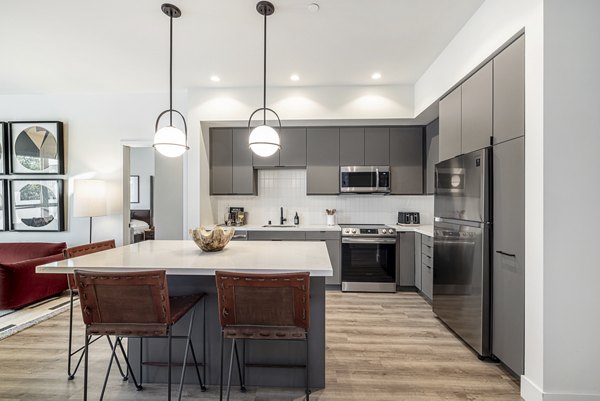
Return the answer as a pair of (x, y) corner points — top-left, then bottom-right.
(496, 250), (516, 257)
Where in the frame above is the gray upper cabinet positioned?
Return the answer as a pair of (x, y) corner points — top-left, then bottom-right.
(461, 62), (493, 154)
(492, 136), (525, 375)
(232, 128), (256, 195)
(364, 128), (390, 165)
(306, 128), (340, 195)
(494, 35), (525, 144)
(279, 128), (307, 167)
(339, 127), (364, 165)
(210, 128), (233, 195)
(389, 127), (423, 194)
(425, 119), (439, 194)
(439, 87), (462, 161)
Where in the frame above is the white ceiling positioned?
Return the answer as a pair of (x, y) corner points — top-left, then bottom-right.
(0, 0), (483, 94)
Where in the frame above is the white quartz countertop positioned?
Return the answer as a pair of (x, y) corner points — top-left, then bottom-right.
(387, 224), (434, 237)
(36, 240), (333, 277)
(214, 224), (341, 232)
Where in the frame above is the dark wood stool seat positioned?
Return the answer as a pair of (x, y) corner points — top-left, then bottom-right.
(76, 269), (207, 401)
(63, 240), (119, 380)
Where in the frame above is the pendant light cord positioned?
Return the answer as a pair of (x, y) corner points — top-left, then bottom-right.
(263, 10), (267, 125)
(169, 12), (174, 126)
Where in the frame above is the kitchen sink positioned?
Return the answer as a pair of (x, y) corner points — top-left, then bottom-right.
(261, 225), (297, 228)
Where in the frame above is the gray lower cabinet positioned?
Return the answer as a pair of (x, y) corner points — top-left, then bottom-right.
(306, 128), (340, 194)
(210, 128), (233, 195)
(421, 234), (433, 300)
(461, 61), (493, 154)
(364, 127), (390, 165)
(439, 86), (462, 161)
(492, 136), (525, 375)
(414, 233), (422, 290)
(396, 232), (415, 286)
(425, 119), (439, 194)
(306, 231), (341, 285)
(232, 128), (257, 194)
(493, 35), (525, 144)
(339, 127), (364, 165)
(247, 231), (306, 241)
(389, 127), (423, 194)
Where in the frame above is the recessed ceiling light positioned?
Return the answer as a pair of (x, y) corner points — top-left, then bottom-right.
(290, 74), (300, 81)
(210, 75), (221, 82)
(307, 3), (320, 13)
(371, 72), (382, 80)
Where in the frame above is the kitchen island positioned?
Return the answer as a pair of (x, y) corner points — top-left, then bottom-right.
(37, 240), (332, 388)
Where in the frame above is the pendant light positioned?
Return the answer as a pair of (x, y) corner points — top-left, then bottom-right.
(153, 3), (189, 158)
(248, 1), (281, 158)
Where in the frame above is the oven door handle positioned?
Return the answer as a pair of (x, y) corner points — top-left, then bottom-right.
(375, 168), (380, 191)
(342, 238), (396, 244)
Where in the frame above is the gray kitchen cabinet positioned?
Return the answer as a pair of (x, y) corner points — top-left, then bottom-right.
(492, 136), (525, 375)
(421, 234), (434, 300)
(461, 62), (493, 154)
(306, 231), (341, 285)
(425, 119), (439, 194)
(306, 128), (340, 195)
(232, 128), (257, 195)
(247, 231), (306, 241)
(494, 35), (525, 144)
(414, 232), (422, 290)
(210, 128), (233, 195)
(364, 128), (390, 165)
(389, 127), (423, 194)
(439, 86), (462, 161)
(279, 128), (307, 167)
(396, 231), (415, 287)
(339, 127), (365, 165)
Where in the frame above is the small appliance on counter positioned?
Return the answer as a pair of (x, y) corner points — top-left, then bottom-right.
(224, 207), (247, 226)
(398, 212), (420, 225)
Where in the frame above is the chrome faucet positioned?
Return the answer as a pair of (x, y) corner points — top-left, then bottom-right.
(280, 207), (287, 225)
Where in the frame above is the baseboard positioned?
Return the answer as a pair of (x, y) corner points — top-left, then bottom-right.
(522, 375), (600, 401)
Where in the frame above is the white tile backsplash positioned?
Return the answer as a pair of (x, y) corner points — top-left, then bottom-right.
(212, 169), (433, 226)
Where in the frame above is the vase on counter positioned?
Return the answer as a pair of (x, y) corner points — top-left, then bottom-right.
(327, 214), (336, 226)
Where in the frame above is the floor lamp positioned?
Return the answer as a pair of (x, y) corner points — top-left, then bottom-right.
(73, 180), (107, 244)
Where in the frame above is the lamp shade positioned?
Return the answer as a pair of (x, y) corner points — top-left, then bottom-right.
(153, 125), (188, 158)
(72, 179), (107, 218)
(249, 125), (280, 157)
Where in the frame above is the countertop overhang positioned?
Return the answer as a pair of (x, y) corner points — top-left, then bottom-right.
(36, 240), (333, 277)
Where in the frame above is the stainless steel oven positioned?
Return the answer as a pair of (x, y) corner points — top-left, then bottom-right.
(340, 166), (390, 193)
(340, 224), (396, 292)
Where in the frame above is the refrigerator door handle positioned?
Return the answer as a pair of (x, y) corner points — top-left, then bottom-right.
(496, 250), (516, 257)
(434, 217), (486, 228)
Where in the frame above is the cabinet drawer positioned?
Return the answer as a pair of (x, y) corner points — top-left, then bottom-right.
(421, 242), (433, 257)
(421, 262), (433, 300)
(422, 253), (433, 268)
(247, 231), (306, 241)
(305, 231), (340, 241)
(421, 234), (433, 247)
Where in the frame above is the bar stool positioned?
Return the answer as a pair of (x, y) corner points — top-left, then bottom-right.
(215, 271), (311, 401)
(75, 269), (207, 401)
(64, 240), (124, 380)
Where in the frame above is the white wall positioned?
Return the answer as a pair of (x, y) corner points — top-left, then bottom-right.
(212, 169), (433, 226)
(184, 84), (415, 228)
(543, 0), (600, 398)
(0, 91), (184, 246)
(129, 147), (154, 210)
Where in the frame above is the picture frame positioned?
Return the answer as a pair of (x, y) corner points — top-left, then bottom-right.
(9, 179), (65, 232)
(130, 175), (140, 204)
(9, 121), (64, 174)
(0, 122), (7, 175)
(0, 180), (7, 231)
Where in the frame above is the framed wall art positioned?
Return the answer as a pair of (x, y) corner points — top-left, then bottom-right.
(0, 180), (7, 231)
(9, 121), (64, 174)
(0, 122), (7, 175)
(130, 175), (140, 203)
(9, 179), (65, 232)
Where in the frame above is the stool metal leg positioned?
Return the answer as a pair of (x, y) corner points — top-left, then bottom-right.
(116, 337), (143, 391)
(189, 340), (207, 391)
(139, 338), (143, 386)
(203, 297), (206, 385)
(67, 289), (76, 380)
(106, 336), (128, 380)
(219, 330), (224, 401)
(177, 307), (197, 401)
(305, 333), (310, 401)
(168, 328), (173, 401)
(233, 340), (246, 392)
(226, 338), (236, 401)
(83, 332), (89, 401)
(99, 336), (119, 401)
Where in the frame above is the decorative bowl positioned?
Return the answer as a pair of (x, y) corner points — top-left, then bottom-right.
(189, 226), (235, 252)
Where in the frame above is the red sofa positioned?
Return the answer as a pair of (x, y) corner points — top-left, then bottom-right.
(0, 242), (68, 310)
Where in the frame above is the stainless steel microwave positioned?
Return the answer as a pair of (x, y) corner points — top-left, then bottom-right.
(340, 166), (391, 193)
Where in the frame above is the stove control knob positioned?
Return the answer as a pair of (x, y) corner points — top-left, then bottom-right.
(343, 228), (350, 234)
(388, 228), (394, 234)
(352, 229), (357, 234)
(382, 229), (387, 234)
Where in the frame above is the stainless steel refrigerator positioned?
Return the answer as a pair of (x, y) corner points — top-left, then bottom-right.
(433, 147), (491, 358)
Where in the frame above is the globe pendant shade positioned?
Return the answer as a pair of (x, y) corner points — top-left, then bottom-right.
(153, 126), (188, 158)
(249, 125), (280, 157)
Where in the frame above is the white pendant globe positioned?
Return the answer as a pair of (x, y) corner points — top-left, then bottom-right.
(153, 126), (188, 158)
(249, 125), (280, 157)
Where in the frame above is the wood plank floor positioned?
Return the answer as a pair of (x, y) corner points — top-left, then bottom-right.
(0, 292), (522, 401)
